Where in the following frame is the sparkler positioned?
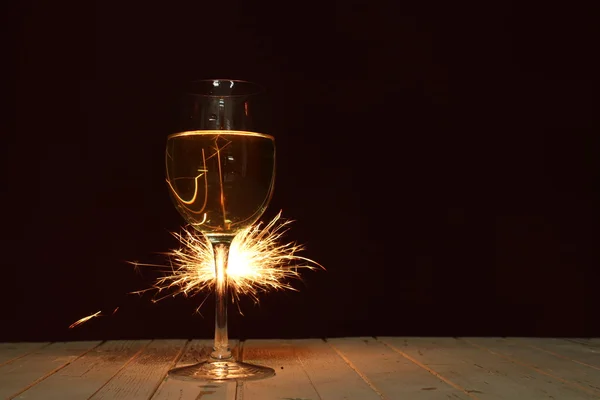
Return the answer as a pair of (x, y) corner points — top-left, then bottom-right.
(133, 210), (323, 310)
(69, 212), (322, 327)
(69, 311), (102, 329)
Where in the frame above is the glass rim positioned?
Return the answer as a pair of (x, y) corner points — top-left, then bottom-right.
(185, 79), (265, 97)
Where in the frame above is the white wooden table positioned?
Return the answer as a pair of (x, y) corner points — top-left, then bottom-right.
(1, 337), (599, 399)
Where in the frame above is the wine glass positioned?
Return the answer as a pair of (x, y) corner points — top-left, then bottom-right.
(165, 79), (276, 381)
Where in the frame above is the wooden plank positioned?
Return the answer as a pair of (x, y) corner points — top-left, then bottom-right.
(241, 339), (320, 400)
(0, 341), (101, 399)
(381, 337), (600, 400)
(0, 342), (49, 366)
(330, 337), (472, 399)
(465, 337), (600, 395)
(512, 338), (600, 370)
(292, 338), (383, 400)
(88, 339), (187, 400)
(13, 340), (152, 400)
(151, 339), (237, 400)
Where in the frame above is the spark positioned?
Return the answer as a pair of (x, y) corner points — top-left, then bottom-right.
(69, 311), (102, 329)
(132, 211), (323, 309)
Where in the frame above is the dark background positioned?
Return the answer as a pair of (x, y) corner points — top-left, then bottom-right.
(2, 1), (598, 342)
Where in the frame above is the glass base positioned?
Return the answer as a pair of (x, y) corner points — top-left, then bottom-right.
(168, 359), (276, 382)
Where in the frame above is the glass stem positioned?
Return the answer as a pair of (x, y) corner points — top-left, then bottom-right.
(211, 242), (232, 360)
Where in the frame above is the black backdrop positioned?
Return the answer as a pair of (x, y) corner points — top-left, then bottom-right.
(3, 1), (598, 342)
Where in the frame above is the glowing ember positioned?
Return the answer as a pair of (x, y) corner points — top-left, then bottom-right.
(134, 211), (323, 309)
(69, 311), (102, 329)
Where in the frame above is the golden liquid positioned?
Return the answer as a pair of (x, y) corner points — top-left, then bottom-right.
(166, 130), (275, 237)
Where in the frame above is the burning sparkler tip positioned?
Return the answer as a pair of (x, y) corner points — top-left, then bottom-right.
(133, 211), (323, 314)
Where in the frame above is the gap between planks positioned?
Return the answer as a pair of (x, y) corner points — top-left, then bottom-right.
(83, 340), (157, 400)
(325, 339), (386, 399)
(8, 341), (105, 400)
(375, 337), (480, 399)
(0, 343), (51, 368)
(145, 339), (191, 400)
(462, 337), (600, 397)
(236, 341), (246, 400)
(520, 339), (600, 372)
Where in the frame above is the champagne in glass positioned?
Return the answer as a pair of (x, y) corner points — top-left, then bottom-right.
(166, 130), (275, 238)
(166, 80), (276, 381)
